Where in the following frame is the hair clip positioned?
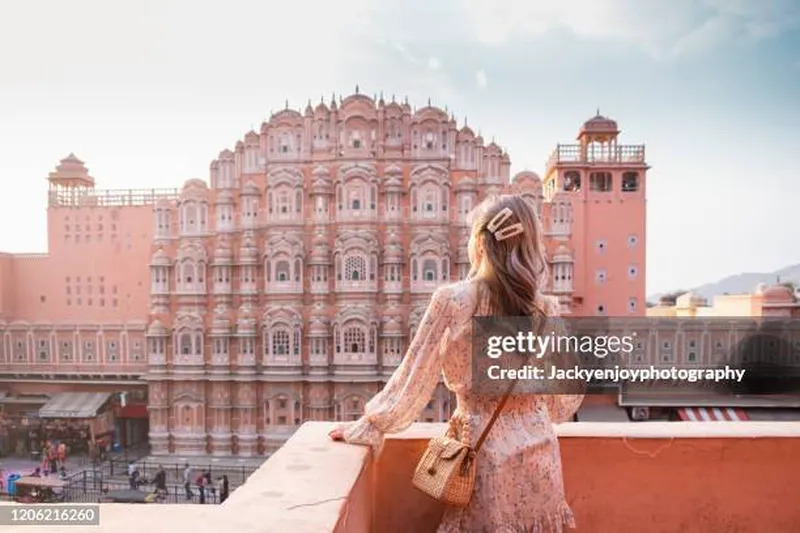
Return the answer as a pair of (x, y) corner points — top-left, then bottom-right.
(494, 223), (524, 241)
(486, 207), (513, 233)
(486, 207), (524, 241)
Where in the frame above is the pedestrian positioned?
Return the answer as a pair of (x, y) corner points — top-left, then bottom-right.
(218, 475), (229, 504)
(196, 472), (206, 504)
(182, 463), (193, 500)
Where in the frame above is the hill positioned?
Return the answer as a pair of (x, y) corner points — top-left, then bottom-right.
(648, 264), (800, 303)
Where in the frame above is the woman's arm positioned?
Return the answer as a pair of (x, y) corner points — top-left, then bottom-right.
(340, 286), (455, 450)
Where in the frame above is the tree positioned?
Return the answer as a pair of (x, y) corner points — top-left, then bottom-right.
(658, 290), (687, 305)
(779, 280), (797, 294)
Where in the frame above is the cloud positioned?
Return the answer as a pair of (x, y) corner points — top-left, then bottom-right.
(370, 40), (460, 108)
(458, 0), (800, 59)
(392, 42), (420, 64)
(476, 69), (488, 88)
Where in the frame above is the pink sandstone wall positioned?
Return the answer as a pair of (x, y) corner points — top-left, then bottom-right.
(10, 204), (153, 322)
(372, 430), (800, 533)
(0, 253), (15, 320)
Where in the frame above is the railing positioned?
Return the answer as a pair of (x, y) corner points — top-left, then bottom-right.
(246, 421), (800, 533)
(48, 188), (180, 208)
(3, 421), (800, 533)
(106, 457), (260, 489)
(545, 143), (646, 171)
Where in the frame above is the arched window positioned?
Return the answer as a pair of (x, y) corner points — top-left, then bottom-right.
(422, 258), (437, 281)
(347, 184), (364, 211)
(344, 255), (366, 281)
(424, 188), (436, 212)
(275, 260), (291, 282)
(344, 326), (365, 353)
(272, 329), (290, 355)
(278, 191), (290, 213)
(179, 333), (192, 355)
(183, 262), (195, 284)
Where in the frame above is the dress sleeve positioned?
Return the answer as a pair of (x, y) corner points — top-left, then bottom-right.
(540, 296), (585, 424)
(342, 286), (455, 451)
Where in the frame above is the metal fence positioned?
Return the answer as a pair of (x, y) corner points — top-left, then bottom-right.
(1, 452), (263, 506)
(105, 457), (261, 488)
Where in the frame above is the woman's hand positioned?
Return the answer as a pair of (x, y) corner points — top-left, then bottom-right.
(328, 426), (345, 442)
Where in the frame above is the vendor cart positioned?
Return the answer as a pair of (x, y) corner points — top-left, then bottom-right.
(12, 476), (67, 503)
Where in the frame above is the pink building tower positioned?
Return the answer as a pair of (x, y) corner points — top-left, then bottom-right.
(543, 113), (648, 317)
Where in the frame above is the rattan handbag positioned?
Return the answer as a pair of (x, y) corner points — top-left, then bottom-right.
(412, 313), (546, 507)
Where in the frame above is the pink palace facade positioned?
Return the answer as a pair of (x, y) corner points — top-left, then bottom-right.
(0, 91), (648, 455)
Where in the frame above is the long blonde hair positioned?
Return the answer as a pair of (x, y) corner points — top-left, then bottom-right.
(468, 194), (549, 316)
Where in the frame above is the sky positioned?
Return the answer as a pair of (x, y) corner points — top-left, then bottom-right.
(0, 0), (798, 295)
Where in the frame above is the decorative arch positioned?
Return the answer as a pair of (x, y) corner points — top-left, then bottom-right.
(409, 164), (450, 218)
(177, 196), (210, 235)
(267, 167), (304, 218)
(175, 243), (207, 292)
(262, 307), (303, 362)
(335, 164), (379, 215)
(333, 306), (379, 361)
(264, 234), (304, 284)
(173, 313), (204, 364)
(410, 233), (450, 283)
(334, 231), (379, 284)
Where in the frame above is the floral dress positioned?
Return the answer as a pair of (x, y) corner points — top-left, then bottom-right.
(342, 280), (585, 533)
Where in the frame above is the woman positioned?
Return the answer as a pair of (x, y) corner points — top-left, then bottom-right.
(329, 194), (584, 532)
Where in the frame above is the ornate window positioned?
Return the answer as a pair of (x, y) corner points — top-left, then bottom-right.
(275, 260), (291, 282)
(344, 255), (365, 281)
(344, 326), (366, 353)
(272, 329), (290, 355)
(422, 259), (437, 281)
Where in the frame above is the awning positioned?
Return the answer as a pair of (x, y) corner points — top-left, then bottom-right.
(38, 392), (112, 419)
(677, 407), (750, 422)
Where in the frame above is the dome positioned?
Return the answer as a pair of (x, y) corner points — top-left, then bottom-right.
(581, 113), (618, 132)
(181, 178), (208, 192)
(150, 249), (170, 266)
(309, 317), (329, 336)
(552, 245), (573, 263)
(314, 101), (329, 115)
(384, 163), (403, 176)
(147, 319), (167, 336)
(214, 243), (233, 261)
(241, 180), (259, 196)
(383, 318), (402, 335)
(762, 284), (795, 303)
(511, 171), (541, 187)
(215, 190), (234, 204)
(211, 312), (232, 335)
(312, 165), (330, 177)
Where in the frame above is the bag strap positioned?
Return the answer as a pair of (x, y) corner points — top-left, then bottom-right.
(473, 309), (547, 454)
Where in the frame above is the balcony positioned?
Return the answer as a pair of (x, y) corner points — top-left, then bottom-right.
(6, 421), (800, 533)
(545, 143), (646, 173)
